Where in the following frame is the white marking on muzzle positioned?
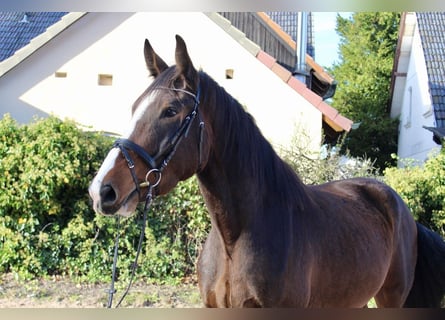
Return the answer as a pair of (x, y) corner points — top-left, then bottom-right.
(89, 91), (157, 214)
(89, 148), (120, 212)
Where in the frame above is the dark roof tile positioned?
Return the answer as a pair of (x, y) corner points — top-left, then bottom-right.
(417, 12), (445, 128)
(0, 12), (67, 62)
(266, 12), (315, 58)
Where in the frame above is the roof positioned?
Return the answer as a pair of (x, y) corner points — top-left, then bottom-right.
(0, 12), (68, 62)
(219, 12), (336, 101)
(265, 12), (315, 58)
(219, 12), (297, 71)
(423, 126), (445, 144)
(211, 12), (351, 138)
(0, 12), (86, 77)
(416, 12), (445, 128)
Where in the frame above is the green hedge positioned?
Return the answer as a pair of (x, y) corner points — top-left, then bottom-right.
(2, 114), (443, 283)
(0, 115), (209, 283)
(384, 148), (445, 238)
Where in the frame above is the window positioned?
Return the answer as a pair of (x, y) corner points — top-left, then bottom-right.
(225, 69), (234, 80)
(98, 74), (113, 86)
(54, 71), (67, 78)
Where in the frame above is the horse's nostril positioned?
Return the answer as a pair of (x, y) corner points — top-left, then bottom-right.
(100, 184), (117, 205)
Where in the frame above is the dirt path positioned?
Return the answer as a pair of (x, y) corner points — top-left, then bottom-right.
(0, 274), (203, 308)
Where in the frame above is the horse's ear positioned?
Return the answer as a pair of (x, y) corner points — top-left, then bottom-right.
(144, 39), (168, 78)
(174, 35), (198, 89)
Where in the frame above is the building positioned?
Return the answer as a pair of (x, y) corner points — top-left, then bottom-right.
(390, 12), (445, 164)
(0, 12), (352, 154)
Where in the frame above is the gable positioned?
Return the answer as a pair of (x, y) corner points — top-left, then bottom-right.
(0, 12), (352, 151)
(0, 13), (320, 147)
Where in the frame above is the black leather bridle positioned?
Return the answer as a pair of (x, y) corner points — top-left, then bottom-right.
(113, 84), (204, 196)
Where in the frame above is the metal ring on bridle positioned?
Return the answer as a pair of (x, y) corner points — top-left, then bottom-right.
(139, 168), (162, 188)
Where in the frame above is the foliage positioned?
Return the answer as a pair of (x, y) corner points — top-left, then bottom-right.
(0, 114), (112, 279)
(148, 177), (209, 278)
(330, 12), (401, 170)
(281, 132), (378, 185)
(0, 115), (209, 283)
(384, 149), (445, 238)
(2, 112), (442, 289)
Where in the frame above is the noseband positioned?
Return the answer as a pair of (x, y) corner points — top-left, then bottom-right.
(113, 84), (204, 195)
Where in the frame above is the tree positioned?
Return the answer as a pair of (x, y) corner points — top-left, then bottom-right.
(329, 12), (400, 170)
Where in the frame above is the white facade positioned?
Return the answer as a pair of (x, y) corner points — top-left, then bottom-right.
(394, 15), (439, 164)
(0, 12), (322, 152)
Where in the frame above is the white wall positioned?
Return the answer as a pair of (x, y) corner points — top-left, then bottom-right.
(0, 12), (321, 151)
(397, 20), (439, 164)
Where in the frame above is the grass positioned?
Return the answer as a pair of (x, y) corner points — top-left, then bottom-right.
(0, 273), (202, 308)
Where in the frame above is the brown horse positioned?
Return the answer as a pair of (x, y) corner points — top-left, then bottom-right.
(89, 35), (445, 307)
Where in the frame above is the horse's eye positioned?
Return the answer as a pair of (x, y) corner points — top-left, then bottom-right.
(163, 107), (178, 118)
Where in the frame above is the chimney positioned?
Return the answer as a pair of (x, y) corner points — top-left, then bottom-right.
(294, 12), (309, 85)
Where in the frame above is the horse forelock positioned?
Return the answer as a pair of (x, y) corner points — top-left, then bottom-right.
(127, 67), (180, 139)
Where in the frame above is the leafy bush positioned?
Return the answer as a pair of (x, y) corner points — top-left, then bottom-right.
(117, 176), (209, 283)
(6, 113), (442, 287)
(384, 149), (445, 237)
(0, 114), (379, 285)
(0, 114), (209, 283)
(148, 177), (209, 278)
(0, 114), (113, 279)
(281, 133), (378, 185)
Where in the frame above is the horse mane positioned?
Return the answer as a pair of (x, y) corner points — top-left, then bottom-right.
(198, 71), (308, 209)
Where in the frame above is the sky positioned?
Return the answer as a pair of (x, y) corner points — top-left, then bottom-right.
(312, 12), (352, 69)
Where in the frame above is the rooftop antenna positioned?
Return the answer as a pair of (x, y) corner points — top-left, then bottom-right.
(20, 13), (29, 23)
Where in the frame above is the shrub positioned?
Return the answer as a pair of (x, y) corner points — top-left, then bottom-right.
(384, 149), (445, 237)
(14, 113), (442, 286)
(0, 114), (114, 278)
(281, 133), (378, 185)
(147, 177), (209, 278)
(0, 114), (209, 283)
(112, 176), (209, 284)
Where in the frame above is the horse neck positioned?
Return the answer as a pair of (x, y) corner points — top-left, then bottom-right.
(196, 74), (308, 248)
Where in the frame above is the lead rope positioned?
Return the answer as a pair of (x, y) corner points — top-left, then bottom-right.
(106, 85), (202, 307)
(106, 184), (155, 308)
(107, 215), (120, 308)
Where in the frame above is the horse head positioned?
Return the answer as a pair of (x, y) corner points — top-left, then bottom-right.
(89, 35), (209, 216)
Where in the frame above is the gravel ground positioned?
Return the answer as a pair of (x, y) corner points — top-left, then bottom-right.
(0, 273), (203, 308)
